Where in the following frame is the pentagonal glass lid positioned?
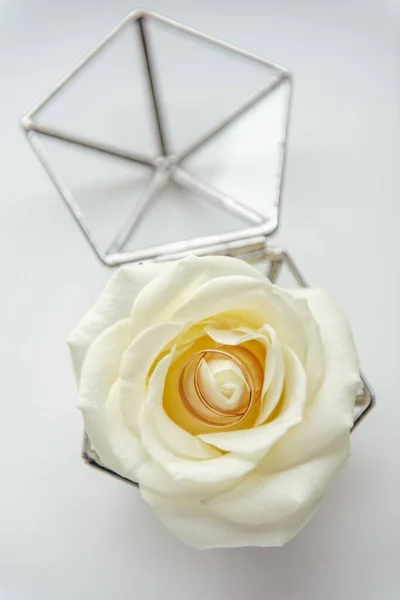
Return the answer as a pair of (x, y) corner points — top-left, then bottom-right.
(22, 10), (291, 266)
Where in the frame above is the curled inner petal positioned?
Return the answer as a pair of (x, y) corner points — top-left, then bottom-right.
(179, 345), (263, 428)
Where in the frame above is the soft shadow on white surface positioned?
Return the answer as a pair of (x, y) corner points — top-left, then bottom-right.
(0, 0), (399, 599)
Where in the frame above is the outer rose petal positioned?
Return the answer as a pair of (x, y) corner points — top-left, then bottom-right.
(68, 263), (162, 380)
(170, 275), (310, 365)
(77, 319), (130, 477)
(261, 288), (361, 471)
(136, 458), (238, 499)
(108, 322), (185, 435)
(129, 255), (266, 337)
(140, 486), (322, 549)
(206, 435), (349, 527)
(278, 289), (325, 400)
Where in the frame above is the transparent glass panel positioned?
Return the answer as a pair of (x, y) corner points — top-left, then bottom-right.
(34, 21), (158, 156)
(146, 17), (280, 155)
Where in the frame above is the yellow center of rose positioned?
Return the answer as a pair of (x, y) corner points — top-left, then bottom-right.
(160, 319), (267, 435)
(179, 346), (264, 428)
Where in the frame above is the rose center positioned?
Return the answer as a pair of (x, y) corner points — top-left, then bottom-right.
(198, 356), (247, 411)
(179, 345), (263, 428)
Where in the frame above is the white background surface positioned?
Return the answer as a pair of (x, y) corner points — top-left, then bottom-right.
(1, 1), (400, 598)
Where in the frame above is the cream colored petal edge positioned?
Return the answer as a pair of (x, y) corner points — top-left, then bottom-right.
(140, 486), (323, 549)
(139, 355), (261, 483)
(143, 354), (221, 461)
(205, 324), (281, 421)
(170, 275), (309, 365)
(68, 263), (163, 381)
(104, 395), (147, 481)
(204, 324), (286, 427)
(276, 287), (325, 400)
(136, 458), (237, 499)
(78, 319), (130, 477)
(262, 288), (361, 472)
(198, 346), (306, 454)
(140, 435), (348, 548)
(129, 254), (266, 337)
(112, 321), (185, 435)
(254, 326), (285, 425)
(205, 435), (349, 526)
(139, 405), (260, 484)
(103, 322), (193, 479)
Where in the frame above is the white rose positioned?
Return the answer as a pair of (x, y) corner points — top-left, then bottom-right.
(68, 255), (361, 549)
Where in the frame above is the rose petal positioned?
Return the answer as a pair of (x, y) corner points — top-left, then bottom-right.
(68, 263), (162, 380)
(197, 358), (246, 410)
(140, 410), (258, 483)
(254, 326), (285, 425)
(152, 410), (221, 460)
(146, 354), (220, 460)
(170, 275), (308, 365)
(104, 396), (147, 480)
(139, 356), (259, 483)
(78, 319), (130, 476)
(198, 346), (306, 454)
(205, 435), (349, 527)
(101, 322), (188, 478)
(261, 288), (361, 471)
(279, 288), (325, 400)
(136, 459), (235, 499)
(201, 289), (359, 534)
(205, 324), (285, 426)
(110, 322), (184, 434)
(140, 486), (323, 549)
(129, 255), (266, 337)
